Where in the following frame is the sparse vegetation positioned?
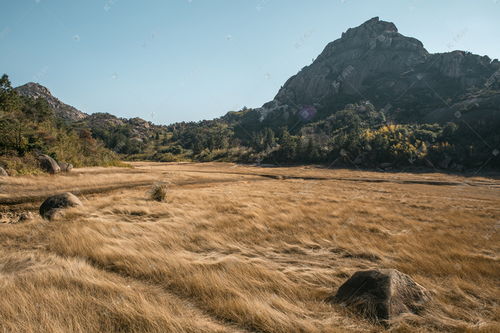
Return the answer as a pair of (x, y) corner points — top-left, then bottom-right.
(0, 74), (123, 175)
(149, 182), (168, 202)
(139, 101), (499, 170)
(0, 162), (498, 332)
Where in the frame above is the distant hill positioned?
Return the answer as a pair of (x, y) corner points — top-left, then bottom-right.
(15, 82), (88, 122)
(78, 113), (167, 155)
(0, 75), (121, 174)
(13, 82), (167, 156)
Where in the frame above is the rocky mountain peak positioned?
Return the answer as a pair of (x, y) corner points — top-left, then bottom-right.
(15, 82), (88, 122)
(16, 82), (53, 97)
(341, 17), (398, 39)
(260, 17), (498, 123)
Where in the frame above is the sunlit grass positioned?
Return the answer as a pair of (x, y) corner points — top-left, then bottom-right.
(0, 162), (498, 332)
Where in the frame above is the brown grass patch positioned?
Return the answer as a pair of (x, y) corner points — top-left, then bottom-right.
(0, 162), (499, 332)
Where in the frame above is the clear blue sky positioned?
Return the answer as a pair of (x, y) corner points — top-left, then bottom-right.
(1, 0), (499, 124)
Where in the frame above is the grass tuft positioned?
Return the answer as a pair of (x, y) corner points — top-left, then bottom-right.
(149, 182), (168, 202)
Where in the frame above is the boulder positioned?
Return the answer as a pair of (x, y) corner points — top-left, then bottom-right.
(328, 269), (430, 323)
(58, 162), (73, 172)
(0, 167), (8, 177)
(39, 192), (82, 220)
(38, 154), (61, 174)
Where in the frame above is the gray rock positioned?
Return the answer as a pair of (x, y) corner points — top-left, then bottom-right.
(38, 154), (61, 174)
(58, 162), (73, 172)
(327, 269), (430, 323)
(39, 192), (82, 220)
(0, 167), (8, 177)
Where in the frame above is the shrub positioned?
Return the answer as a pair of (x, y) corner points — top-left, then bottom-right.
(0, 152), (44, 175)
(149, 182), (168, 202)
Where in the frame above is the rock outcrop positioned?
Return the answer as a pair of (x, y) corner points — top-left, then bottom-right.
(258, 17), (500, 124)
(15, 82), (88, 122)
(39, 192), (83, 220)
(328, 269), (430, 323)
(58, 162), (73, 173)
(0, 167), (8, 177)
(38, 154), (61, 174)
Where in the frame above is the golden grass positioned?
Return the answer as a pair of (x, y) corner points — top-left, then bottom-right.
(1, 162), (499, 332)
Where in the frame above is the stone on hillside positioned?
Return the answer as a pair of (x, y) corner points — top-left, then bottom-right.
(58, 162), (73, 172)
(0, 167), (8, 177)
(38, 154), (61, 174)
(39, 192), (82, 220)
(328, 269), (430, 323)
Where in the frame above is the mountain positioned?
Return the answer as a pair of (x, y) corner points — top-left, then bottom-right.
(13, 82), (166, 155)
(162, 17), (499, 169)
(257, 17), (499, 125)
(79, 112), (167, 155)
(15, 82), (88, 122)
(5, 17), (499, 169)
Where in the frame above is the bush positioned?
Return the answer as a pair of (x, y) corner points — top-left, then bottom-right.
(149, 183), (168, 202)
(0, 152), (44, 175)
(155, 153), (179, 162)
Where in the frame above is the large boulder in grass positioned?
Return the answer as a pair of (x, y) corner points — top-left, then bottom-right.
(328, 269), (430, 323)
(38, 154), (61, 174)
(58, 162), (73, 172)
(0, 167), (8, 177)
(39, 192), (82, 220)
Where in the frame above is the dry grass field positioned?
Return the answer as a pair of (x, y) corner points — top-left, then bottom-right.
(0, 162), (499, 332)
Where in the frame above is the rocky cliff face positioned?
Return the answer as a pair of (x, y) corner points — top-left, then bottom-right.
(15, 82), (88, 121)
(260, 17), (500, 123)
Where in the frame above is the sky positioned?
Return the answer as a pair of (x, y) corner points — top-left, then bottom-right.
(1, 0), (499, 125)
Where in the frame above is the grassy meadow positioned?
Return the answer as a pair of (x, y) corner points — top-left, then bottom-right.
(0, 162), (499, 332)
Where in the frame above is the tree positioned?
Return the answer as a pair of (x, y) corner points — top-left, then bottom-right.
(0, 74), (22, 114)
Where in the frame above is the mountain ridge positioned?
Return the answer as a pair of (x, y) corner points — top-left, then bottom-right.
(257, 17), (499, 124)
(13, 81), (167, 155)
(14, 82), (88, 122)
(6, 17), (500, 169)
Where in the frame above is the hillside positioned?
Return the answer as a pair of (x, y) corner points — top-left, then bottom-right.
(3, 17), (500, 171)
(15, 82), (88, 122)
(14, 82), (168, 154)
(0, 75), (122, 175)
(258, 17), (499, 124)
(160, 17), (500, 170)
